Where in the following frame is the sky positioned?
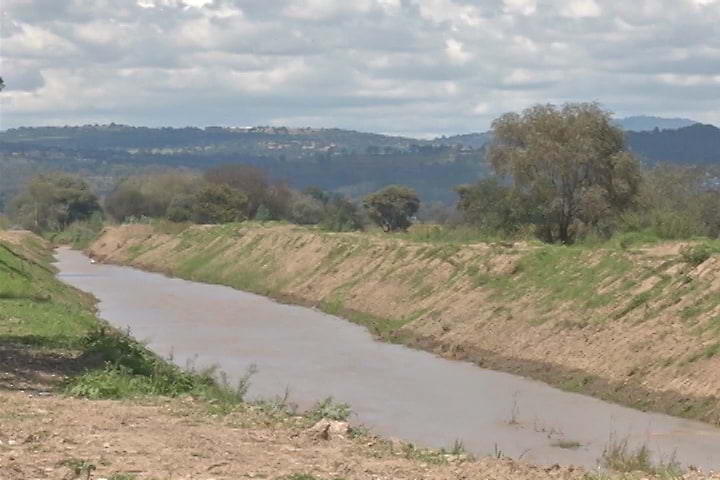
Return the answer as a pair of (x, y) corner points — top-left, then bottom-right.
(1, 0), (719, 137)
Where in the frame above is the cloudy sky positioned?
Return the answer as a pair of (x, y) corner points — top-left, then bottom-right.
(1, 0), (719, 136)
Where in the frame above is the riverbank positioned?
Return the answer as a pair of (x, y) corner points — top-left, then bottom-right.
(88, 223), (720, 426)
(8, 390), (712, 480)
(7, 229), (714, 479)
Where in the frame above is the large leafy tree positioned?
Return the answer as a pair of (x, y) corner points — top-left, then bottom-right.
(363, 185), (420, 232)
(455, 178), (533, 233)
(11, 173), (101, 232)
(104, 171), (201, 221)
(191, 183), (248, 224)
(488, 103), (641, 243)
(204, 165), (271, 218)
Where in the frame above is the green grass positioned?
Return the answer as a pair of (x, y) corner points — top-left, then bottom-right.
(0, 240), (98, 348)
(0, 233), (249, 408)
(49, 217), (105, 249)
(389, 224), (512, 245)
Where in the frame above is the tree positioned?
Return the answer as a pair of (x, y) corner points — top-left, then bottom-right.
(288, 191), (325, 225)
(455, 178), (532, 233)
(488, 103), (641, 243)
(322, 194), (364, 232)
(363, 185), (420, 232)
(625, 164), (720, 239)
(11, 173), (101, 232)
(204, 165), (270, 218)
(191, 183), (248, 224)
(105, 172), (201, 221)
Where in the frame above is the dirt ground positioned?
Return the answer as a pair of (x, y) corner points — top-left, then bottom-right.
(3, 391), (719, 480)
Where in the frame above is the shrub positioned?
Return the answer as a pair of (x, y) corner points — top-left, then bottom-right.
(305, 397), (351, 422)
(680, 244), (713, 266)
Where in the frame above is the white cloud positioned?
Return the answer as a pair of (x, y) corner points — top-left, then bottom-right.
(503, 0), (537, 16)
(445, 38), (472, 65)
(560, 0), (602, 18)
(1, 0), (719, 133)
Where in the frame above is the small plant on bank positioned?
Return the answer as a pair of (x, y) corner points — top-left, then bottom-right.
(305, 396), (352, 422)
(57, 458), (96, 480)
(450, 438), (467, 455)
(600, 434), (683, 476)
(680, 244), (715, 267)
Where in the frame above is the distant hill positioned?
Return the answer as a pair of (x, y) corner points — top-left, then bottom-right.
(2, 121), (719, 213)
(431, 132), (492, 149)
(0, 125), (488, 210)
(0, 124), (426, 155)
(626, 123), (720, 165)
(618, 116), (698, 132)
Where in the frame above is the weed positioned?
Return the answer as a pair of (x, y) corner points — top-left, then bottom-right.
(680, 244), (716, 266)
(703, 342), (720, 359)
(305, 397), (351, 422)
(57, 458), (96, 480)
(492, 443), (505, 459)
(600, 435), (683, 476)
(507, 392), (521, 425)
(450, 438), (467, 455)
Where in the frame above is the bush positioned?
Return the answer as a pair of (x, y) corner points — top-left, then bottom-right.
(680, 244), (714, 266)
(191, 184), (248, 224)
(288, 193), (325, 225)
(64, 329), (239, 401)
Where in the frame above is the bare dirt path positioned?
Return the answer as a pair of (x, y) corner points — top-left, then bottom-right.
(1, 391), (602, 480)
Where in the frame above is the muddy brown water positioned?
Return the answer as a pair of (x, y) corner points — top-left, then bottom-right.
(55, 248), (720, 470)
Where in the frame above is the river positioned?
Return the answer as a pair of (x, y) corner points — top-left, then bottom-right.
(54, 247), (720, 470)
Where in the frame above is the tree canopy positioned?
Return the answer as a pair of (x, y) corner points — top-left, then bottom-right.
(191, 183), (248, 224)
(11, 173), (101, 232)
(363, 185), (420, 232)
(488, 102), (641, 243)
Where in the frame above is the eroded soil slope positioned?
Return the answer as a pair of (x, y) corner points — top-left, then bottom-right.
(89, 224), (720, 424)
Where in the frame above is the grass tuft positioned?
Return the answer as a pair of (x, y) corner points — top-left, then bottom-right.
(600, 435), (683, 477)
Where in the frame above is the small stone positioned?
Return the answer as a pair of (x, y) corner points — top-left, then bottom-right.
(308, 419), (350, 440)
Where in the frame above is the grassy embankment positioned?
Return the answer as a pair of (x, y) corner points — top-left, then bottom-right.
(89, 222), (720, 426)
(0, 229), (258, 402)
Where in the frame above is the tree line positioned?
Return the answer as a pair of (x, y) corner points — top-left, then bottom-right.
(5, 103), (719, 244)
